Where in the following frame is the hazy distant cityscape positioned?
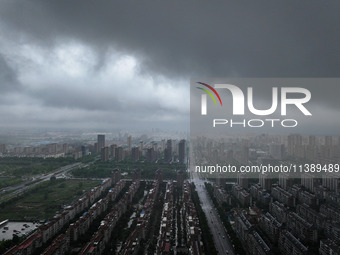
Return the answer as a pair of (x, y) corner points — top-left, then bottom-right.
(0, 131), (338, 254)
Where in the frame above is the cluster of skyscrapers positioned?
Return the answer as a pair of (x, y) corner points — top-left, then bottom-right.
(96, 134), (186, 164)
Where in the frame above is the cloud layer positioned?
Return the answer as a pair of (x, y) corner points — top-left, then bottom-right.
(0, 1), (339, 131)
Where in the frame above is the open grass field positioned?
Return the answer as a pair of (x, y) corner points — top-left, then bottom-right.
(0, 157), (76, 178)
(0, 179), (100, 221)
(0, 177), (22, 189)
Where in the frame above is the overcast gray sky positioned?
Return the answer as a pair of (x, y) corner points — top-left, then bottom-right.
(0, 1), (339, 131)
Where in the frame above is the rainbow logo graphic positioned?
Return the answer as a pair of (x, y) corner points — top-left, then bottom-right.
(196, 82), (222, 106)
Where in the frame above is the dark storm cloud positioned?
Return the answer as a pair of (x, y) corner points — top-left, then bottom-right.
(28, 85), (175, 114)
(0, 1), (339, 131)
(0, 54), (19, 92)
(1, 0), (339, 78)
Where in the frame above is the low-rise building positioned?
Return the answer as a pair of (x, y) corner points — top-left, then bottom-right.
(319, 239), (340, 255)
(269, 201), (288, 224)
(287, 212), (318, 243)
(278, 230), (308, 255)
(259, 212), (282, 244)
(271, 186), (295, 207)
